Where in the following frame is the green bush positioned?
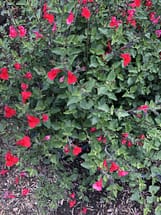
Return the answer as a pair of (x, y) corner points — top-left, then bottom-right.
(0, 0), (161, 214)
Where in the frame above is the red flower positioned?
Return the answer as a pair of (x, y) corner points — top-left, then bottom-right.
(103, 159), (108, 170)
(145, 0), (152, 7)
(34, 31), (43, 40)
(109, 16), (122, 29)
(67, 71), (77, 85)
(64, 144), (70, 154)
(122, 133), (129, 138)
(21, 91), (32, 103)
(21, 188), (30, 196)
(5, 151), (19, 167)
(4, 105), (16, 118)
(90, 127), (97, 132)
(15, 176), (19, 184)
(66, 12), (75, 25)
(0, 67), (9, 80)
(72, 146), (82, 156)
(81, 207), (87, 214)
(43, 13), (55, 24)
(18, 25), (27, 37)
(129, 0), (141, 8)
(92, 177), (103, 191)
(4, 191), (16, 199)
(0, 169), (9, 175)
(81, 7), (91, 19)
(139, 134), (145, 140)
(16, 136), (31, 148)
(21, 83), (29, 91)
(118, 169), (128, 177)
(14, 62), (22, 70)
(47, 68), (61, 80)
(96, 135), (107, 144)
(120, 53), (131, 67)
(42, 3), (49, 14)
(69, 199), (76, 208)
(27, 115), (40, 128)
(109, 162), (119, 173)
(42, 114), (49, 122)
(137, 105), (149, 113)
(127, 140), (133, 148)
(24, 72), (32, 80)
(9, 25), (18, 38)
(69, 192), (75, 199)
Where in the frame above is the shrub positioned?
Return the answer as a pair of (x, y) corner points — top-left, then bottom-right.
(0, 0), (161, 214)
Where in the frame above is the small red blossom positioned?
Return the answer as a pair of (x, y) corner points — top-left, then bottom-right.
(14, 62), (22, 70)
(52, 22), (57, 32)
(129, 0), (141, 8)
(47, 68), (61, 80)
(43, 13), (55, 24)
(21, 83), (29, 91)
(90, 127), (97, 132)
(44, 135), (51, 141)
(67, 71), (77, 85)
(42, 114), (49, 122)
(64, 144), (70, 154)
(0, 67), (9, 80)
(81, 207), (87, 214)
(109, 16), (122, 29)
(127, 140), (133, 148)
(149, 12), (160, 24)
(145, 0), (152, 8)
(120, 53), (131, 67)
(92, 177), (103, 191)
(27, 115), (40, 128)
(0, 169), (9, 175)
(42, 3), (49, 14)
(122, 133), (129, 138)
(16, 136), (31, 148)
(137, 105), (149, 113)
(21, 91), (32, 103)
(109, 162), (119, 173)
(9, 25), (18, 38)
(66, 12), (75, 25)
(15, 176), (19, 185)
(5, 151), (19, 167)
(96, 135), (107, 144)
(72, 146), (82, 156)
(21, 188), (30, 196)
(139, 134), (145, 140)
(118, 169), (129, 177)
(69, 192), (75, 199)
(4, 105), (16, 118)
(81, 7), (91, 19)
(69, 199), (76, 208)
(34, 31), (43, 40)
(18, 25), (27, 37)
(24, 72), (32, 80)
(103, 159), (108, 170)
(155, 30), (161, 38)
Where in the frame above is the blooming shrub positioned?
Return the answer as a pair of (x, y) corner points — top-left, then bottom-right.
(0, 0), (161, 214)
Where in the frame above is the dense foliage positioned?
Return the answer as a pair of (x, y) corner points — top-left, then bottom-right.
(0, 0), (161, 214)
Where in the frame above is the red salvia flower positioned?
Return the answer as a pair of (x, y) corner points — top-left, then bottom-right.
(18, 25), (27, 37)
(43, 13), (55, 24)
(21, 83), (29, 91)
(33, 31), (43, 40)
(118, 169), (128, 177)
(9, 25), (18, 38)
(120, 53), (131, 67)
(21, 188), (30, 196)
(81, 207), (87, 214)
(27, 115), (40, 128)
(4, 105), (16, 118)
(109, 16), (122, 29)
(5, 151), (19, 167)
(67, 71), (77, 85)
(137, 104), (149, 113)
(21, 91), (32, 103)
(69, 199), (76, 208)
(81, 7), (91, 19)
(64, 144), (70, 154)
(109, 162), (119, 173)
(69, 192), (75, 199)
(129, 0), (141, 8)
(42, 114), (49, 122)
(66, 12), (75, 25)
(0, 67), (9, 80)
(90, 127), (97, 132)
(16, 136), (31, 148)
(47, 68), (61, 80)
(72, 146), (82, 156)
(92, 177), (103, 191)
(0, 169), (9, 175)
(14, 62), (22, 70)
(24, 72), (32, 80)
